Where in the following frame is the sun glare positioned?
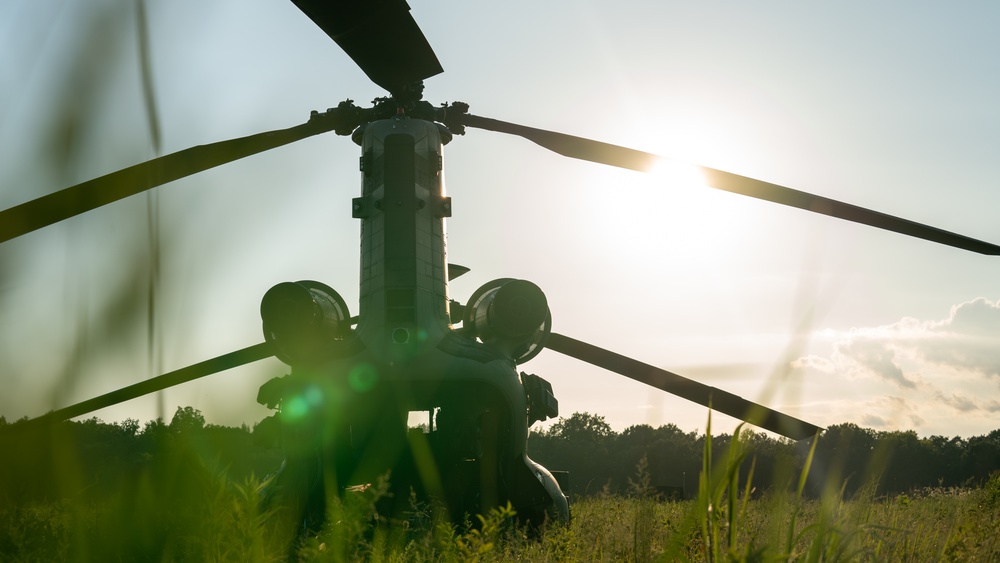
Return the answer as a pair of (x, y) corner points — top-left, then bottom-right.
(645, 158), (708, 191)
(570, 122), (764, 298)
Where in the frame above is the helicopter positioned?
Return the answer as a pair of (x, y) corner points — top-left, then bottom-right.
(4, 0), (1000, 528)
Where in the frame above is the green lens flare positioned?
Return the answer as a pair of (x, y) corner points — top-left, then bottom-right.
(284, 385), (325, 421)
(304, 385), (323, 406)
(285, 396), (309, 420)
(349, 363), (379, 392)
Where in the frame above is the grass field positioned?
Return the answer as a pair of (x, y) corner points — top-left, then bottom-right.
(3, 475), (999, 561)
(3, 420), (999, 561)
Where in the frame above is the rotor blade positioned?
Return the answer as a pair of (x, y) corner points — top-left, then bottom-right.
(24, 342), (273, 426)
(460, 114), (1000, 256)
(0, 120), (337, 244)
(546, 332), (821, 440)
(291, 0), (443, 95)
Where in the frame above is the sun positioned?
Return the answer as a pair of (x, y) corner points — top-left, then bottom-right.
(644, 159), (708, 191)
(556, 113), (780, 313)
(622, 152), (754, 259)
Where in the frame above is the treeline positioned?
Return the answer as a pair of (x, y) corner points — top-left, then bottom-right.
(3, 409), (999, 504)
(0, 407), (283, 504)
(527, 412), (1000, 499)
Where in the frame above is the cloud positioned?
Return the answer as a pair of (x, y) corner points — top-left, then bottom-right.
(794, 298), (1000, 428)
(918, 298), (1000, 378)
(835, 337), (916, 389)
(844, 396), (924, 430)
(934, 391), (1000, 414)
(805, 298), (1000, 390)
(861, 413), (887, 427)
(790, 355), (834, 374)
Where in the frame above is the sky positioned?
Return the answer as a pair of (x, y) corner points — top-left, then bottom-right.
(1, 0), (999, 439)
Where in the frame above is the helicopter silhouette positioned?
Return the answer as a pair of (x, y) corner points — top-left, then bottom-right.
(6, 0), (1000, 528)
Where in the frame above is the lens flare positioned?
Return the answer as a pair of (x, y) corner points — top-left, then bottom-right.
(349, 363), (379, 393)
(284, 396), (309, 420)
(283, 385), (325, 421)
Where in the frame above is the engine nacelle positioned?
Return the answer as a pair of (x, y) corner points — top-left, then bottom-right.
(261, 280), (352, 364)
(464, 278), (551, 363)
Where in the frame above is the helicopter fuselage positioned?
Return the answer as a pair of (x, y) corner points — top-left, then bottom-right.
(261, 117), (568, 526)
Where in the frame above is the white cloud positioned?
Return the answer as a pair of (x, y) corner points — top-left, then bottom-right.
(835, 336), (916, 389)
(794, 298), (1000, 428)
(917, 298), (1000, 378)
(821, 298), (1000, 387)
(790, 355), (834, 374)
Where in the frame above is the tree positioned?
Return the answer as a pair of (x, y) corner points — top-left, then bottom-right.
(877, 430), (927, 494)
(811, 423), (877, 497)
(547, 412), (612, 443)
(169, 406), (205, 434)
(964, 433), (1000, 484)
(117, 418), (140, 437)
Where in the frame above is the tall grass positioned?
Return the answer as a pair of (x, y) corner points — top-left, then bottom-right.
(3, 416), (999, 561)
